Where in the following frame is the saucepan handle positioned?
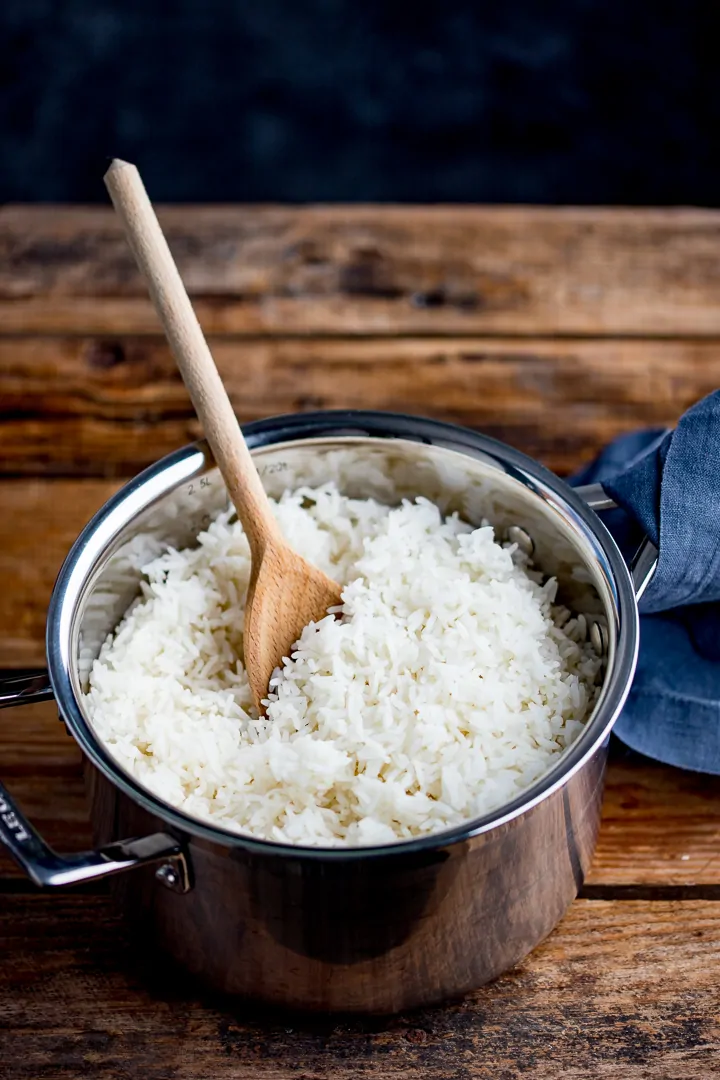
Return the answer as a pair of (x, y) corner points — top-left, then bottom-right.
(0, 670), (54, 709)
(0, 671), (191, 892)
(574, 482), (659, 602)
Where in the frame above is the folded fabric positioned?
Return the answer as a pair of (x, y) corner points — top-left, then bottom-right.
(572, 390), (720, 774)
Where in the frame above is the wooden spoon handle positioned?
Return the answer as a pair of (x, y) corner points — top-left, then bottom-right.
(103, 158), (277, 555)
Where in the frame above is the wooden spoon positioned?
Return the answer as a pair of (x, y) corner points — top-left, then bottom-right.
(104, 159), (342, 710)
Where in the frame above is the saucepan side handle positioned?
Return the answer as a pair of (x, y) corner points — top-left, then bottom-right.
(0, 670), (55, 709)
(574, 482), (659, 602)
(0, 672), (191, 892)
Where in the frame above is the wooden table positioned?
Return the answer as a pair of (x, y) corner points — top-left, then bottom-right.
(1, 206), (720, 1078)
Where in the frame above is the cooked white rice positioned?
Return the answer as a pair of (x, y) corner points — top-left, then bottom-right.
(85, 484), (602, 847)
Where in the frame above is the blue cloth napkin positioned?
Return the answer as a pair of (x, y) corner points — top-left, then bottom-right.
(572, 390), (720, 774)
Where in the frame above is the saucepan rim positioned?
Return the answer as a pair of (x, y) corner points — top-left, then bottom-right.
(46, 410), (639, 862)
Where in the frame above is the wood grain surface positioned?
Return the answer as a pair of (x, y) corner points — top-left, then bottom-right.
(3, 336), (720, 477)
(3, 205), (720, 336)
(1, 895), (719, 1079)
(2, 206), (720, 1078)
(0, 479), (117, 666)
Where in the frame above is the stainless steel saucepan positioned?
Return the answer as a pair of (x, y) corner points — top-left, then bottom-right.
(0, 411), (656, 1013)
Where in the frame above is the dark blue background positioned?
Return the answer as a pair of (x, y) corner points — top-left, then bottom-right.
(2, 0), (718, 203)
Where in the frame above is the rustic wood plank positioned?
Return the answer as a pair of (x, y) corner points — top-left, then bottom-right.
(4, 206), (720, 336)
(590, 756), (720, 887)
(2, 335), (718, 477)
(0, 479), (119, 667)
(0, 894), (718, 1078)
(0, 699), (79, 771)
(0, 702), (718, 886)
